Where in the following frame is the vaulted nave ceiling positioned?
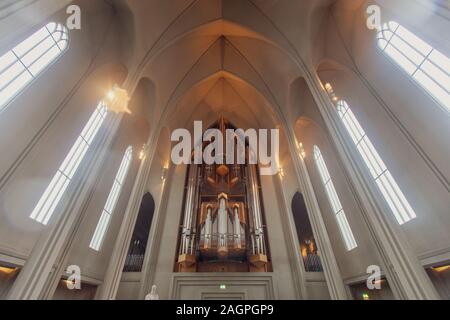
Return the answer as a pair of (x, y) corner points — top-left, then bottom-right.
(110, 0), (345, 130)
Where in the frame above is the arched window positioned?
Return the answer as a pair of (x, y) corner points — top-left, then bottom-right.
(313, 145), (357, 251)
(377, 21), (449, 111)
(90, 146), (133, 251)
(337, 100), (416, 225)
(0, 22), (69, 112)
(30, 102), (108, 225)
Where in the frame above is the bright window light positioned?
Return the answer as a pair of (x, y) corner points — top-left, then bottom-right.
(90, 146), (133, 251)
(0, 22), (69, 112)
(377, 21), (450, 112)
(313, 145), (357, 251)
(30, 102), (108, 225)
(337, 100), (417, 225)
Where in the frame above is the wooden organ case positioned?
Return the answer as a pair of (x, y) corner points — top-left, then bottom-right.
(175, 119), (272, 273)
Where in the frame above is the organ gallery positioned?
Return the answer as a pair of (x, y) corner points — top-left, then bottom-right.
(176, 118), (272, 273)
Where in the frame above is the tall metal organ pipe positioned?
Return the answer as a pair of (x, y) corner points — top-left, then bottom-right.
(247, 163), (265, 255)
(180, 165), (199, 255)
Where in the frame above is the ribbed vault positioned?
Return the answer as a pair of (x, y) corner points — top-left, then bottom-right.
(110, 0), (337, 131)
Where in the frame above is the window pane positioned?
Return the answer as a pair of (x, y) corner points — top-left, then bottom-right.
(13, 27), (50, 57)
(414, 70), (450, 110)
(429, 50), (450, 74)
(376, 172), (416, 225)
(378, 21), (450, 111)
(0, 22), (69, 112)
(30, 103), (108, 225)
(389, 35), (424, 66)
(0, 52), (16, 74)
(90, 147), (133, 251)
(337, 211), (357, 251)
(314, 146), (357, 251)
(90, 211), (111, 251)
(0, 71), (32, 107)
(385, 44), (417, 75)
(20, 37), (54, 68)
(28, 45), (61, 76)
(336, 101), (417, 225)
(396, 25), (432, 56)
(0, 62), (26, 89)
(420, 60), (450, 91)
(357, 137), (387, 179)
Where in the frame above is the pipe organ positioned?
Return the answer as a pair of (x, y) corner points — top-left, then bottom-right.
(176, 119), (271, 273)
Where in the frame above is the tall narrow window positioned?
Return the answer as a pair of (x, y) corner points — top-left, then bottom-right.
(377, 21), (450, 111)
(313, 146), (357, 251)
(30, 102), (108, 225)
(0, 22), (69, 112)
(90, 146), (133, 251)
(337, 100), (416, 225)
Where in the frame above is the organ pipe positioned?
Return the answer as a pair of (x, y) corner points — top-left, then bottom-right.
(180, 164), (199, 255)
(247, 163), (265, 255)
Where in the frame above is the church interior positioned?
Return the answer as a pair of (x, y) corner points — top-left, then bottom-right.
(0, 0), (449, 300)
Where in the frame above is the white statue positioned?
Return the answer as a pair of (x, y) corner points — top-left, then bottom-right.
(145, 285), (160, 300)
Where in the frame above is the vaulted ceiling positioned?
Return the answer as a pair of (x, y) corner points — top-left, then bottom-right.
(110, 0), (349, 131)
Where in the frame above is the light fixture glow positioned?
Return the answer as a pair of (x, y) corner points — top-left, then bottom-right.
(432, 265), (450, 273)
(323, 82), (339, 103)
(298, 142), (306, 159)
(139, 144), (148, 160)
(106, 89), (116, 102)
(161, 167), (169, 181)
(104, 86), (131, 114)
(278, 167), (285, 178)
(0, 266), (17, 275)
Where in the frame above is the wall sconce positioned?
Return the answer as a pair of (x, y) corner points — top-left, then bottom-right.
(298, 142), (306, 159)
(0, 266), (17, 275)
(161, 167), (169, 181)
(278, 167), (285, 178)
(432, 265), (450, 273)
(324, 83), (338, 103)
(139, 144), (148, 161)
(105, 85), (131, 114)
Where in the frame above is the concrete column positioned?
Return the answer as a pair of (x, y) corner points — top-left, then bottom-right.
(302, 64), (440, 299)
(95, 126), (160, 300)
(285, 124), (349, 300)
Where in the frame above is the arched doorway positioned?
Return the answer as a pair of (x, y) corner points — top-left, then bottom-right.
(123, 193), (155, 272)
(291, 192), (323, 272)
